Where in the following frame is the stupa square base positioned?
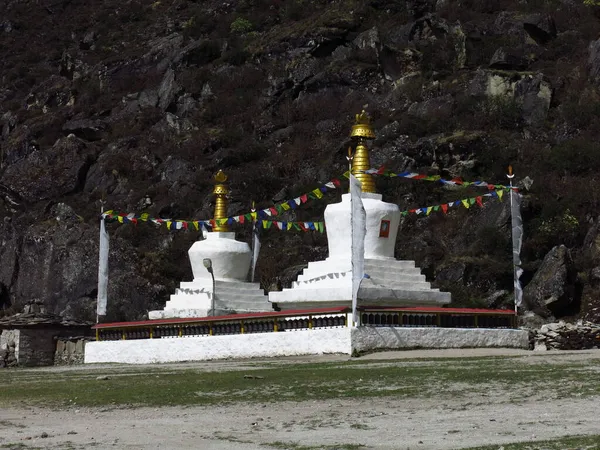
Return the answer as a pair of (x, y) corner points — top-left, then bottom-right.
(85, 328), (351, 364)
(85, 328), (528, 364)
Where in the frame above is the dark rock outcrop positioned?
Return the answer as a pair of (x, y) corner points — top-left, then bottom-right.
(523, 245), (576, 319)
(0, 0), (599, 323)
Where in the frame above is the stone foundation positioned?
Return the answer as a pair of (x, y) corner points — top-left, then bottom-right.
(55, 337), (90, 365)
(351, 327), (529, 353)
(0, 329), (19, 368)
(85, 326), (530, 364)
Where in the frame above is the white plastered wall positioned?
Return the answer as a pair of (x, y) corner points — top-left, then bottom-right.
(85, 328), (352, 364)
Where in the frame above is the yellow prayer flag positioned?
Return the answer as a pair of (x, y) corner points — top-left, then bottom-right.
(461, 199), (470, 209)
(497, 190), (504, 201)
(313, 189), (323, 199)
(166, 221), (172, 230)
(426, 206), (433, 215)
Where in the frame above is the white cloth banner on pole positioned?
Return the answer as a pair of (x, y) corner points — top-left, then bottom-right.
(350, 174), (366, 326)
(97, 218), (109, 317)
(510, 189), (523, 307)
(251, 223), (261, 282)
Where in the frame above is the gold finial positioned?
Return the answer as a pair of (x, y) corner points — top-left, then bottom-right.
(215, 170), (228, 183)
(349, 110), (377, 193)
(213, 170), (229, 232)
(350, 109), (376, 139)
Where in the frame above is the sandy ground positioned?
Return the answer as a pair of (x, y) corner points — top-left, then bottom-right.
(1, 349), (600, 450)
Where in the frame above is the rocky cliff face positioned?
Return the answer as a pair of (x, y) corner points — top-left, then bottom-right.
(1, 0), (600, 323)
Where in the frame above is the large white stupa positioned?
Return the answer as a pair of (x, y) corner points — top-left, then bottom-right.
(149, 171), (271, 319)
(269, 111), (451, 310)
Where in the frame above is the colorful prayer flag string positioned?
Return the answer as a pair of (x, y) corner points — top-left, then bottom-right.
(361, 167), (517, 191)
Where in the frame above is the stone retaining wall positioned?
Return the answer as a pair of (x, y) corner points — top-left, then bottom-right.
(533, 321), (600, 351)
(54, 338), (90, 365)
(0, 329), (19, 367)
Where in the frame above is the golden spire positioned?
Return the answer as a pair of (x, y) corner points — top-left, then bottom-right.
(349, 110), (376, 194)
(213, 170), (229, 232)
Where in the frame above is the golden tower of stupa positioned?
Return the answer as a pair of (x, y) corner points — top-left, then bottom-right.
(349, 110), (376, 194)
(212, 170), (229, 232)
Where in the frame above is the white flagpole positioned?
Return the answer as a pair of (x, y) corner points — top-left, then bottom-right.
(350, 174), (366, 327)
(507, 166), (523, 315)
(97, 202), (109, 323)
(250, 201), (260, 282)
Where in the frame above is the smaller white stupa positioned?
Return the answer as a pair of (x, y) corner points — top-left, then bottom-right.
(269, 111), (451, 310)
(149, 171), (272, 319)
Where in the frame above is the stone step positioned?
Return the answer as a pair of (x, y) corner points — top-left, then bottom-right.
(364, 259), (416, 269)
(215, 280), (262, 290)
(293, 274), (427, 289)
(301, 259), (416, 274)
(297, 268), (423, 283)
(213, 297), (272, 312)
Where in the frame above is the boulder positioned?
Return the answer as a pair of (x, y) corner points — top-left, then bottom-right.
(583, 215), (600, 262)
(0, 136), (94, 203)
(494, 12), (556, 45)
(62, 118), (107, 141)
(523, 245), (576, 318)
(514, 73), (552, 126)
(158, 68), (179, 111)
(468, 70), (552, 126)
(407, 94), (454, 120)
(489, 47), (530, 70)
(588, 38), (600, 81)
(25, 76), (74, 112)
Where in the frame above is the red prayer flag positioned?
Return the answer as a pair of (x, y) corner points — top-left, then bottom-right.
(441, 204), (448, 214)
(476, 196), (483, 207)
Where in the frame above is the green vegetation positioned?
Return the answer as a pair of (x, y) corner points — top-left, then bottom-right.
(265, 443), (366, 450)
(465, 434), (600, 449)
(230, 17), (254, 34)
(1, 356), (599, 408)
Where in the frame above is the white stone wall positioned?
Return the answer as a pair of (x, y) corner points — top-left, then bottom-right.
(351, 327), (530, 353)
(85, 328), (352, 364)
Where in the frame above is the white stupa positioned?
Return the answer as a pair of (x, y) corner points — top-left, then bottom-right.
(269, 111), (451, 310)
(149, 170), (272, 319)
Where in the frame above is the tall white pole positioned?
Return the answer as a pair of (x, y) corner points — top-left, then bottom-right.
(507, 166), (517, 315)
(97, 202), (104, 325)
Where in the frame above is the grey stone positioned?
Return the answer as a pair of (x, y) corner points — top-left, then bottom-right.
(523, 245), (575, 318)
(589, 39), (600, 81)
(353, 27), (380, 51)
(489, 47), (530, 70)
(62, 118), (106, 141)
(515, 74), (552, 126)
(158, 68), (179, 111)
(1, 136), (94, 203)
(407, 94), (454, 120)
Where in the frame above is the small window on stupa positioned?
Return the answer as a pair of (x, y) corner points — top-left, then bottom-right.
(379, 220), (390, 238)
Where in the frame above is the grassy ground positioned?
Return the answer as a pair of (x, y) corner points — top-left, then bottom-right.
(466, 434), (600, 449)
(1, 354), (600, 408)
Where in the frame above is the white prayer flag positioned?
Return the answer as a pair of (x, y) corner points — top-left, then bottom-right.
(97, 218), (109, 317)
(350, 174), (366, 326)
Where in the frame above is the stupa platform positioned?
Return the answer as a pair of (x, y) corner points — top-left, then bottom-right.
(149, 280), (271, 319)
(85, 306), (527, 364)
(269, 258), (451, 310)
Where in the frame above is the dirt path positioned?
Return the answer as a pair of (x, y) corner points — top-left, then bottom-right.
(2, 396), (599, 449)
(1, 349), (599, 449)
